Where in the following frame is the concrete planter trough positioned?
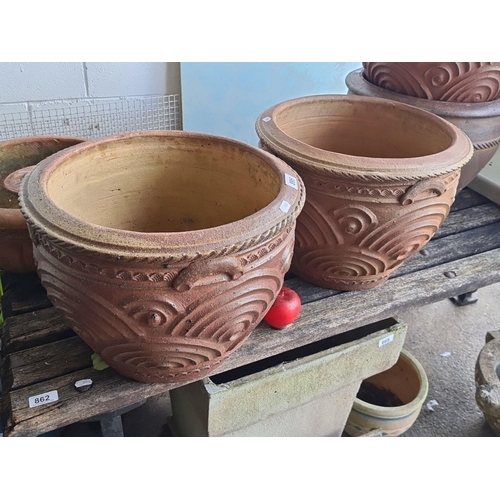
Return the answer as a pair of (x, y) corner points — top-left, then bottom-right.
(168, 317), (408, 437)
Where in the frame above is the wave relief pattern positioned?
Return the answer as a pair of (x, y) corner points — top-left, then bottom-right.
(293, 197), (451, 289)
(363, 62), (500, 103)
(33, 234), (290, 383)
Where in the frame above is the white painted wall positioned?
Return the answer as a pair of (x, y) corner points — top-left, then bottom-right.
(0, 62), (182, 140)
(0, 62), (181, 104)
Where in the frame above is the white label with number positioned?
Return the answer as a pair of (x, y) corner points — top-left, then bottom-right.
(285, 173), (299, 190)
(29, 390), (59, 408)
(279, 200), (291, 213)
(378, 334), (394, 348)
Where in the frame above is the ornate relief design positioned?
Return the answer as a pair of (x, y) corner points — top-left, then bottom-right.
(292, 174), (457, 290)
(474, 138), (500, 151)
(32, 226), (294, 384)
(308, 175), (406, 199)
(27, 225), (294, 285)
(363, 62), (500, 103)
(290, 166), (462, 197)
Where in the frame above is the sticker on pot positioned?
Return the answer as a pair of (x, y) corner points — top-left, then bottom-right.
(29, 390), (59, 408)
(280, 200), (291, 213)
(285, 173), (299, 190)
(262, 116), (271, 122)
(378, 334), (394, 347)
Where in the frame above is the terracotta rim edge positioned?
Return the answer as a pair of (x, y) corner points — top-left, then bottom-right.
(256, 94), (474, 182)
(19, 131), (306, 261)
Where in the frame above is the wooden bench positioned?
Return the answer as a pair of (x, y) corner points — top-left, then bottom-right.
(2, 187), (500, 437)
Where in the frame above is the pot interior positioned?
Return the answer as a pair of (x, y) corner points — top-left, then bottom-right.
(275, 98), (454, 159)
(359, 354), (421, 406)
(47, 136), (282, 233)
(0, 138), (82, 209)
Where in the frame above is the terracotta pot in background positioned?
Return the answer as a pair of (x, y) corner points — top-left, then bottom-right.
(363, 62), (500, 103)
(347, 68), (500, 191)
(344, 349), (429, 437)
(0, 136), (85, 273)
(256, 95), (473, 291)
(19, 131), (305, 384)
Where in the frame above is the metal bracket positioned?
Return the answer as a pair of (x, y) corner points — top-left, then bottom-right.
(450, 290), (479, 307)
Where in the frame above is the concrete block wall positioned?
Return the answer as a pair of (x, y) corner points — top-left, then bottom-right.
(0, 62), (182, 140)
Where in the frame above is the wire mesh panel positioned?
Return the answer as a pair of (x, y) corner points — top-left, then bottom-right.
(0, 94), (182, 141)
(0, 108), (32, 140)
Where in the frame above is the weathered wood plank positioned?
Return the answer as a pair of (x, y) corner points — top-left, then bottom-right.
(288, 219), (500, 305)
(2, 247), (500, 437)
(0, 280), (51, 318)
(0, 307), (74, 356)
(1, 336), (94, 392)
(213, 246), (500, 374)
(451, 188), (489, 211)
(392, 220), (500, 277)
(434, 203), (500, 239)
(0, 272), (40, 294)
(1, 367), (171, 437)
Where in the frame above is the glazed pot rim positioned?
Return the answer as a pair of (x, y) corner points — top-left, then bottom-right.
(19, 130), (305, 260)
(351, 349), (429, 418)
(256, 94), (474, 182)
(347, 68), (500, 118)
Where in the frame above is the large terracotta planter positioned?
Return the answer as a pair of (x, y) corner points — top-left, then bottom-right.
(256, 95), (473, 291)
(344, 349), (429, 437)
(0, 136), (84, 273)
(362, 62), (500, 103)
(19, 131), (305, 384)
(346, 68), (500, 191)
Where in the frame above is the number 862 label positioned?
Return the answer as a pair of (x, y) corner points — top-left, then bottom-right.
(29, 390), (59, 408)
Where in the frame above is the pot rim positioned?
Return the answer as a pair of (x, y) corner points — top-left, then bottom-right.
(347, 68), (500, 118)
(1, 135), (86, 227)
(19, 130), (305, 260)
(351, 349), (429, 419)
(256, 94), (473, 182)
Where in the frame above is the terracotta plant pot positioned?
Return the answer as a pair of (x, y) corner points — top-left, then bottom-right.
(344, 349), (429, 437)
(363, 62), (500, 103)
(346, 68), (500, 191)
(256, 95), (473, 291)
(19, 131), (305, 384)
(0, 136), (84, 273)
(475, 330), (500, 436)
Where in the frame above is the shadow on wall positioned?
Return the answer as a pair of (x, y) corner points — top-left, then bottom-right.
(180, 62), (362, 146)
